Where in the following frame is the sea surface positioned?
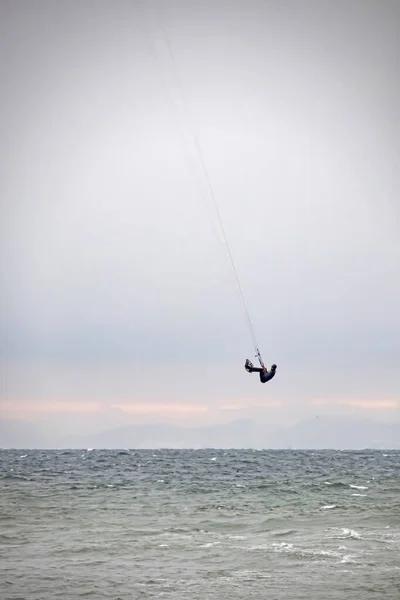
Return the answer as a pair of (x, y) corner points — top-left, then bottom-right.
(1, 449), (399, 600)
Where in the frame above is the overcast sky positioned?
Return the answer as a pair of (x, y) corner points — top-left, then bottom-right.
(1, 0), (399, 440)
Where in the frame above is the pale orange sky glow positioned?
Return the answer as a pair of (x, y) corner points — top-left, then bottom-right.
(111, 403), (208, 414)
(1, 401), (102, 418)
(311, 398), (399, 410)
(220, 401), (283, 410)
(2, 397), (398, 422)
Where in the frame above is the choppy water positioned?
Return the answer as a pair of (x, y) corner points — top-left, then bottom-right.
(1, 449), (399, 599)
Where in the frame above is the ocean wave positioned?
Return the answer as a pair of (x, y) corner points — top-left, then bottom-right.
(328, 528), (362, 540)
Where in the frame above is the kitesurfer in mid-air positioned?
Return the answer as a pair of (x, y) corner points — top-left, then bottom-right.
(245, 359), (277, 383)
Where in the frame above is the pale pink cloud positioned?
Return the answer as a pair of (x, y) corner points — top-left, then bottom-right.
(340, 399), (398, 409)
(311, 398), (398, 409)
(111, 403), (208, 415)
(1, 401), (102, 416)
(220, 401), (283, 410)
(1, 400), (211, 418)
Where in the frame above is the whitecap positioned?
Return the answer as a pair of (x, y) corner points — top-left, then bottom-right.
(351, 493), (367, 497)
(340, 528), (362, 540)
(272, 542), (293, 551)
(340, 554), (355, 563)
(308, 549), (341, 559)
(349, 484), (368, 490)
(326, 528), (362, 540)
(320, 504), (337, 510)
(211, 457), (217, 461)
(199, 541), (221, 548)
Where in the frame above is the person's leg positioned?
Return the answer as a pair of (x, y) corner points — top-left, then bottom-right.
(245, 359), (262, 373)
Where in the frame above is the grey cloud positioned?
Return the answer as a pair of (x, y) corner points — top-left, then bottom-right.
(1, 0), (399, 419)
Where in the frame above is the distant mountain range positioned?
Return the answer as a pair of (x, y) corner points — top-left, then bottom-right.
(1, 417), (399, 449)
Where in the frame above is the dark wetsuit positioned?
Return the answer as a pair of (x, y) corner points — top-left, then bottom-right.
(245, 360), (277, 383)
(259, 368), (276, 383)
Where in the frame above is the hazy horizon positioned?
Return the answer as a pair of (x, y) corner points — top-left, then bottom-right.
(2, 414), (400, 450)
(1, 1), (399, 447)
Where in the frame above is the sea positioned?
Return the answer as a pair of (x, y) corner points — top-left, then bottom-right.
(1, 449), (399, 600)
